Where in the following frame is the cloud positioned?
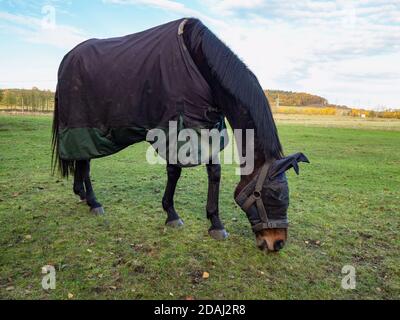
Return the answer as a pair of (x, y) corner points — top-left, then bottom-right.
(202, 0), (265, 16)
(104, 0), (188, 12)
(199, 0), (400, 108)
(2, 0), (399, 108)
(296, 52), (400, 107)
(103, 0), (225, 27)
(0, 10), (86, 49)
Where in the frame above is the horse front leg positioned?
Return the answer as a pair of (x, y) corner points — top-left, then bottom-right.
(162, 164), (184, 227)
(76, 160), (104, 215)
(206, 163), (228, 240)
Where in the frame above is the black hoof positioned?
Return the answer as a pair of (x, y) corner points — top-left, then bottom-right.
(90, 206), (105, 215)
(208, 229), (229, 240)
(165, 218), (184, 228)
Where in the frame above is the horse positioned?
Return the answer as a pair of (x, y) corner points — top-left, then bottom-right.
(52, 18), (309, 252)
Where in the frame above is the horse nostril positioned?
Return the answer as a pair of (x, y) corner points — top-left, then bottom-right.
(258, 240), (268, 251)
(273, 240), (285, 251)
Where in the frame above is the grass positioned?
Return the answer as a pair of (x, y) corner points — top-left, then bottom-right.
(0, 113), (399, 300)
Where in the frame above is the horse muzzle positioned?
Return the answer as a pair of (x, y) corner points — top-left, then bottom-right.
(235, 162), (289, 234)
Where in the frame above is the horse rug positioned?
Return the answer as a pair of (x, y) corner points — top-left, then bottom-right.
(56, 18), (228, 166)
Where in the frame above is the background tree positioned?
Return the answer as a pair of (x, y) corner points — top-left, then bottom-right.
(265, 90), (328, 107)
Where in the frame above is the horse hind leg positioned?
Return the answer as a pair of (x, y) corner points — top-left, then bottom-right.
(162, 164), (184, 227)
(73, 162), (86, 202)
(76, 160), (104, 215)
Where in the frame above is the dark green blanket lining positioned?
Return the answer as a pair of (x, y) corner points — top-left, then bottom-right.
(59, 123), (227, 163)
(59, 126), (146, 161)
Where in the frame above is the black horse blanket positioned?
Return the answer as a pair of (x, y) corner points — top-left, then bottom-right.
(56, 18), (227, 164)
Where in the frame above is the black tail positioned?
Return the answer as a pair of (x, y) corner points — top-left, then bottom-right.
(51, 90), (75, 178)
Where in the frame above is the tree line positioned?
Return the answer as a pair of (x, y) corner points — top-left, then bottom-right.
(0, 87), (398, 119)
(265, 90), (328, 107)
(0, 88), (55, 112)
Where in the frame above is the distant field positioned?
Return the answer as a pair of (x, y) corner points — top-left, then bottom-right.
(274, 114), (400, 131)
(0, 114), (399, 299)
(2, 110), (400, 130)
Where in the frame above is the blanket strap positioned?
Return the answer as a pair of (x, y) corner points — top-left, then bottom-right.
(178, 19), (189, 35)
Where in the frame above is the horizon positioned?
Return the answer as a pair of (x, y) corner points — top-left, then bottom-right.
(3, 87), (399, 112)
(1, 0), (399, 110)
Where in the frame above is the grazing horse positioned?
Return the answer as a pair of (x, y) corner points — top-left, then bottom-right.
(52, 18), (309, 252)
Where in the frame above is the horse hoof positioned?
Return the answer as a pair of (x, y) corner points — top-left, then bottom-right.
(165, 219), (184, 228)
(90, 206), (105, 215)
(77, 198), (86, 204)
(208, 229), (229, 240)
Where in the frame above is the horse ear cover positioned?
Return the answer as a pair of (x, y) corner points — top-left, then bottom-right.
(268, 153), (310, 179)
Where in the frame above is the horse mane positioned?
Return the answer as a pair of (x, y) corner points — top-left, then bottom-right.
(189, 18), (283, 160)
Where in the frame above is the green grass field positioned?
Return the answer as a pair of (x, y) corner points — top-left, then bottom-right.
(0, 114), (399, 300)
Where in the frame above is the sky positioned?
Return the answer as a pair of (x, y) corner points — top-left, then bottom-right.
(0, 0), (399, 110)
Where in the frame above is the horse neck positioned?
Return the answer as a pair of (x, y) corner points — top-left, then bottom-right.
(218, 93), (271, 197)
(182, 24), (272, 194)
